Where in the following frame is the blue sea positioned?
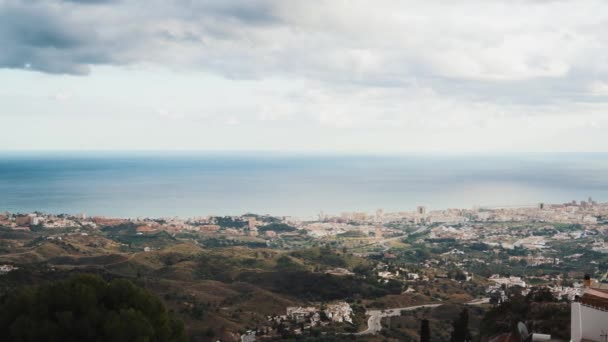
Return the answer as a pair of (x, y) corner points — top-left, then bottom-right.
(0, 152), (607, 218)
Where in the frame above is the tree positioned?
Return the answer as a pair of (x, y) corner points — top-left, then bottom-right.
(420, 319), (430, 342)
(450, 309), (472, 342)
(526, 287), (556, 302)
(0, 274), (187, 342)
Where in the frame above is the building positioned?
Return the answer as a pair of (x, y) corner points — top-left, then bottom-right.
(0, 265), (18, 274)
(31, 216), (41, 225)
(376, 208), (384, 221)
(325, 302), (353, 323)
(248, 217), (257, 229)
(488, 275), (526, 288)
(286, 306), (317, 323)
(375, 226), (383, 240)
(198, 224), (220, 232)
(241, 330), (256, 342)
(15, 215), (31, 226)
(571, 287), (608, 342)
(417, 206), (427, 215)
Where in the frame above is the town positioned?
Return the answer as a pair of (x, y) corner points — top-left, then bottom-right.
(0, 197), (607, 341)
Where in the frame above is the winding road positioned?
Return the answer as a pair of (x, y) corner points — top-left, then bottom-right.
(355, 298), (490, 335)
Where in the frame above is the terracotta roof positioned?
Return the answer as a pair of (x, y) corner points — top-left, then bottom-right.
(580, 287), (608, 310)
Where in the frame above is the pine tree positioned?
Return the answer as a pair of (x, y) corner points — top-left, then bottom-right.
(450, 308), (472, 342)
(420, 319), (430, 342)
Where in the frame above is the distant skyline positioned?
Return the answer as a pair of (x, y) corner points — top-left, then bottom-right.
(2, 0), (608, 152)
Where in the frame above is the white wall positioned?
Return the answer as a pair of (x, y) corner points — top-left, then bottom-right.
(572, 302), (582, 342)
(571, 302), (608, 342)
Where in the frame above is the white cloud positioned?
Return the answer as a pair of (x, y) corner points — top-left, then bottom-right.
(54, 91), (72, 102)
(157, 108), (184, 120)
(2, 0), (608, 151)
(225, 117), (240, 126)
(588, 81), (608, 96)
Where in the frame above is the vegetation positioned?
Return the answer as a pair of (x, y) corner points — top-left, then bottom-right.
(480, 287), (570, 340)
(257, 223), (297, 233)
(420, 319), (430, 342)
(0, 218), (596, 341)
(238, 271), (400, 301)
(0, 274), (187, 342)
(214, 217), (247, 228)
(383, 304), (486, 342)
(450, 309), (472, 342)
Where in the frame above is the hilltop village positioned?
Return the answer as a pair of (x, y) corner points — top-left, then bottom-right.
(0, 198), (607, 341)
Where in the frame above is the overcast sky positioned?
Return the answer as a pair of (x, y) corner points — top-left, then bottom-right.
(2, 0), (608, 152)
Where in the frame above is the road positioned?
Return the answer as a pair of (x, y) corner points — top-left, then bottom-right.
(355, 298), (489, 335)
(355, 304), (442, 335)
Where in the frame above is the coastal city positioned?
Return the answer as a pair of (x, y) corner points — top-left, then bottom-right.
(0, 197), (607, 341)
(4, 0), (608, 341)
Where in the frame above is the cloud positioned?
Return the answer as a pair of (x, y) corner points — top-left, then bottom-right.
(225, 117), (240, 126)
(0, 0), (603, 83)
(157, 108), (184, 120)
(54, 91), (73, 102)
(2, 0), (608, 136)
(588, 81), (608, 96)
(0, 2), (114, 74)
(61, 0), (117, 4)
(194, 0), (281, 25)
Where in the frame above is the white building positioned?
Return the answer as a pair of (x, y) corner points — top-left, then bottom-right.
(571, 287), (608, 342)
(489, 274), (526, 288)
(241, 330), (256, 342)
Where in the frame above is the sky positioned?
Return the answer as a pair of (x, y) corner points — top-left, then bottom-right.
(1, 0), (608, 153)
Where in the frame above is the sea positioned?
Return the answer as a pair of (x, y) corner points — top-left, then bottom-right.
(0, 152), (607, 219)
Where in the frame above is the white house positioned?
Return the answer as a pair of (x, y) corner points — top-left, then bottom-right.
(571, 287), (608, 342)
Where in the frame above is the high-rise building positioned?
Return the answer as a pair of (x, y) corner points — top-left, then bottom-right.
(375, 209), (384, 221)
(375, 226), (383, 240)
(417, 206), (426, 215)
(318, 211), (326, 221)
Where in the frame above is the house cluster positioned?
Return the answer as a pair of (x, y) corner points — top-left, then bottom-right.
(591, 239), (608, 253)
(486, 273), (589, 303)
(375, 262), (429, 284)
(507, 255), (561, 266)
(488, 274), (527, 288)
(0, 211), (302, 242)
(548, 285), (584, 301)
(268, 301), (354, 333)
(486, 275), (530, 303)
(430, 226), (476, 240)
(0, 264), (18, 274)
(0, 212), (89, 230)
